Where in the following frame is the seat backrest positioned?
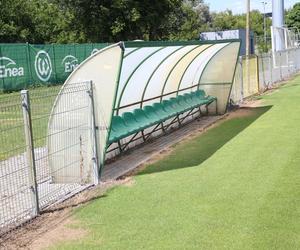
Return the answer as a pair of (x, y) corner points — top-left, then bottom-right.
(133, 109), (148, 120)
(169, 97), (180, 107)
(196, 90), (206, 97)
(153, 103), (165, 110)
(162, 100), (172, 108)
(190, 91), (198, 99)
(177, 95), (187, 104)
(122, 112), (138, 124)
(111, 116), (127, 131)
(183, 93), (192, 101)
(143, 105), (156, 115)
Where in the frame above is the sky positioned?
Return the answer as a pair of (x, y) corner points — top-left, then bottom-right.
(205, 0), (299, 14)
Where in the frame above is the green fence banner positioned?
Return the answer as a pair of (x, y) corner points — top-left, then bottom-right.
(0, 43), (109, 91)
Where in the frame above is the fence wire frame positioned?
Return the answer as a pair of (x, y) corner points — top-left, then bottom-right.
(231, 48), (300, 104)
(0, 81), (95, 235)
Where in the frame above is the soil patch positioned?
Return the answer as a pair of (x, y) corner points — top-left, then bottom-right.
(0, 178), (131, 250)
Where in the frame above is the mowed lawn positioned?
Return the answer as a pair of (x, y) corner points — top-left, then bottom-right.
(53, 76), (300, 250)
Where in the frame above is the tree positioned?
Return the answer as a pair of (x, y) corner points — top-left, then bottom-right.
(210, 10), (271, 37)
(55, 0), (183, 42)
(0, 0), (81, 43)
(286, 3), (300, 31)
(168, 0), (211, 40)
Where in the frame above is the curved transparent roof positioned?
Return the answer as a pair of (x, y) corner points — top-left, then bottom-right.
(116, 40), (240, 114)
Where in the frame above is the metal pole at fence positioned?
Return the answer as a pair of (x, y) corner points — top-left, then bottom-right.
(269, 52), (273, 86)
(256, 55), (260, 92)
(279, 52), (283, 81)
(21, 90), (40, 216)
(88, 81), (100, 185)
(240, 57), (244, 102)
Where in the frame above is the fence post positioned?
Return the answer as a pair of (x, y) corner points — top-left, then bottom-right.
(240, 57), (244, 102)
(255, 55), (260, 92)
(26, 43), (33, 88)
(259, 54), (265, 90)
(21, 90), (40, 216)
(279, 52), (283, 81)
(88, 81), (100, 185)
(269, 53), (273, 86)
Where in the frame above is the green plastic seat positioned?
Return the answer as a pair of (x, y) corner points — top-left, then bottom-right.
(191, 91), (207, 106)
(109, 116), (129, 142)
(133, 109), (153, 128)
(183, 93), (194, 106)
(169, 97), (182, 114)
(143, 105), (161, 123)
(152, 103), (170, 120)
(161, 100), (177, 116)
(196, 90), (206, 97)
(177, 96), (191, 112)
(122, 112), (142, 133)
(108, 89), (216, 144)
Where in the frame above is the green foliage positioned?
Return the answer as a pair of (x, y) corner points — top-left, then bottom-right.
(55, 0), (183, 42)
(0, 0), (82, 43)
(286, 3), (300, 31)
(0, 0), (277, 45)
(0, 0), (213, 43)
(211, 9), (272, 38)
(168, 0), (211, 40)
(210, 9), (273, 53)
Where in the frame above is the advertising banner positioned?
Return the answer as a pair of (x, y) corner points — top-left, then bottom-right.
(0, 43), (109, 91)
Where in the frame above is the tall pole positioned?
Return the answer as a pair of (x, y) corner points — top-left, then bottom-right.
(262, 1), (267, 47)
(245, 0), (251, 95)
(272, 0), (285, 51)
(246, 0), (251, 57)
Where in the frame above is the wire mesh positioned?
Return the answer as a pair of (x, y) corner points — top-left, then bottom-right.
(0, 93), (35, 234)
(0, 82), (93, 235)
(231, 58), (243, 103)
(231, 48), (300, 104)
(29, 82), (92, 209)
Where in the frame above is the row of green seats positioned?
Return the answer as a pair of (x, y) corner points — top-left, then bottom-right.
(108, 90), (216, 144)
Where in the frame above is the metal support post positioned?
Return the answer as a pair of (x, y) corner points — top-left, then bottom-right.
(279, 52), (282, 81)
(240, 57), (244, 102)
(269, 53), (273, 85)
(88, 81), (100, 185)
(21, 90), (40, 216)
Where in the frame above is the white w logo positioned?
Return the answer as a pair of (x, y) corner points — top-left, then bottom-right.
(34, 50), (52, 82)
(37, 57), (51, 76)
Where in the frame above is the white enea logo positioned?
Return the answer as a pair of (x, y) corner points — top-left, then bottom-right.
(91, 49), (99, 55)
(0, 57), (24, 78)
(62, 55), (79, 73)
(35, 50), (52, 82)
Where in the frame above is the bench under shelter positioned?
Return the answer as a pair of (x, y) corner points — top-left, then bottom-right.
(47, 40), (241, 184)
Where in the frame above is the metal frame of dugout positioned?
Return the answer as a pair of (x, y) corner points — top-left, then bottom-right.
(47, 39), (241, 184)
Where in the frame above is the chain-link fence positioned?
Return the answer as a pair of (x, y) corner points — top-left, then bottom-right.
(0, 82), (95, 235)
(0, 93), (32, 234)
(231, 48), (300, 103)
(259, 48), (300, 90)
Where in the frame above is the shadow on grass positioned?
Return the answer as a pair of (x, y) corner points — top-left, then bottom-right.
(138, 106), (272, 176)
